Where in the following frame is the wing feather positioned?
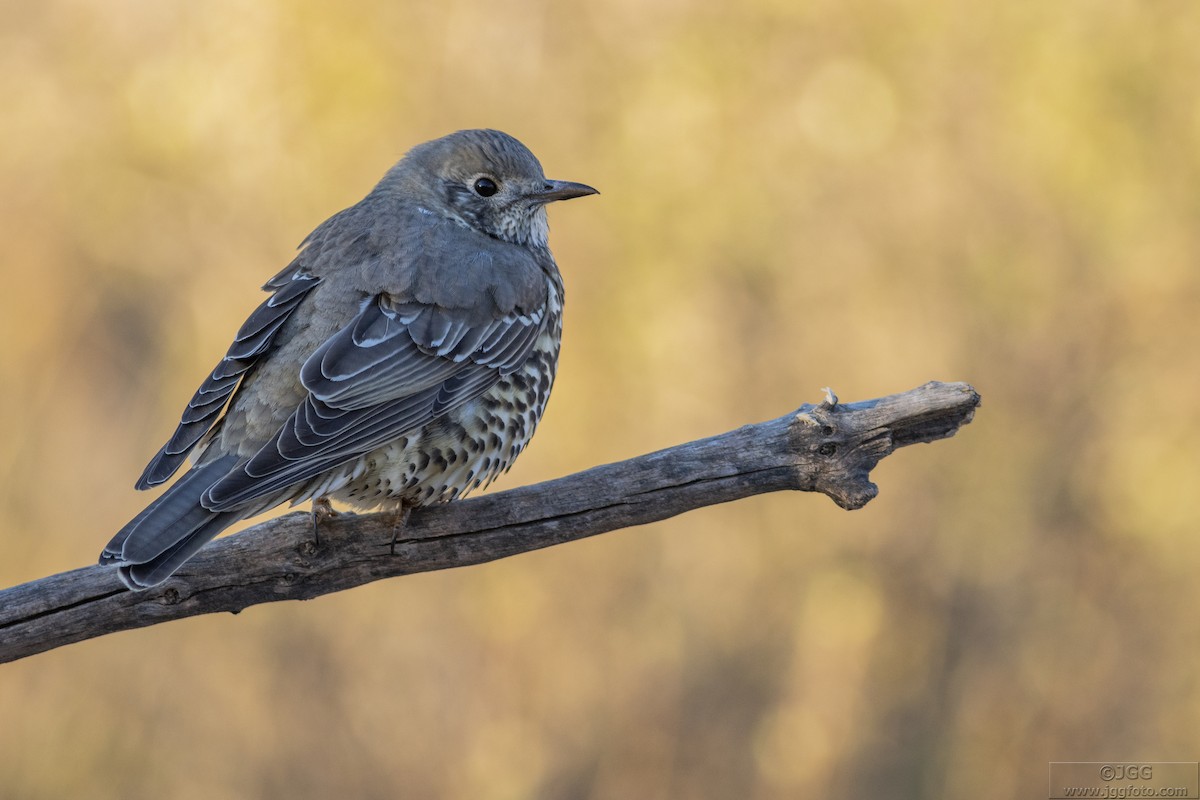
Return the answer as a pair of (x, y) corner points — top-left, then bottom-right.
(202, 290), (545, 511)
(135, 272), (322, 489)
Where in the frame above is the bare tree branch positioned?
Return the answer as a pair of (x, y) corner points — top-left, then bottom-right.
(0, 381), (980, 663)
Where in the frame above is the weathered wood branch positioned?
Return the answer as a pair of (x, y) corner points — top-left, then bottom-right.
(0, 381), (980, 663)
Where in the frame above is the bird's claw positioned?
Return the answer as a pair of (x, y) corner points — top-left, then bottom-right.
(389, 505), (413, 556)
(311, 497), (339, 546)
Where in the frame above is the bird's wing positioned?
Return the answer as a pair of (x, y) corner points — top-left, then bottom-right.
(200, 288), (548, 511)
(136, 269), (322, 489)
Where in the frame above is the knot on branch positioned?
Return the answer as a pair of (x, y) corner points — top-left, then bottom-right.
(788, 381), (980, 510)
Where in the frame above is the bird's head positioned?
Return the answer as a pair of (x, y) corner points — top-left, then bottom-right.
(396, 129), (597, 248)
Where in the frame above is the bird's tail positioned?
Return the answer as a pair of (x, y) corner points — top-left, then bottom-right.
(100, 454), (241, 589)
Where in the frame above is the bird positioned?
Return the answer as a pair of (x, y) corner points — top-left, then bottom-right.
(99, 129), (597, 589)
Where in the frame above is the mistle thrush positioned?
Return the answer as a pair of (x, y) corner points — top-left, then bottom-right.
(100, 129), (597, 589)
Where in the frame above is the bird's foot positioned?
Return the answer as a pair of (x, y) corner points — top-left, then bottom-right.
(389, 504), (413, 556)
(311, 497), (339, 546)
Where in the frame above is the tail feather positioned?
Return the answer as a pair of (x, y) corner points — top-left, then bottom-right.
(101, 455), (242, 589)
(118, 513), (237, 589)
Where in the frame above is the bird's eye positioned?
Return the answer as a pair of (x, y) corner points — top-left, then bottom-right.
(473, 177), (499, 197)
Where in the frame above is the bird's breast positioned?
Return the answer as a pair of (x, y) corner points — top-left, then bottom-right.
(295, 280), (564, 510)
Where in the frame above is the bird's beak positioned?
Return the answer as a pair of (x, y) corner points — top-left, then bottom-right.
(535, 179), (600, 203)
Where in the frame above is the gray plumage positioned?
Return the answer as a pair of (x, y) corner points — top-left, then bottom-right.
(100, 129), (597, 589)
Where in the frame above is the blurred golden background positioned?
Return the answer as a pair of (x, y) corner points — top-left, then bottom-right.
(3, 1), (1199, 797)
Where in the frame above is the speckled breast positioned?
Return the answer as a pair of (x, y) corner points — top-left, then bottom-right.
(306, 281), (564, 510)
